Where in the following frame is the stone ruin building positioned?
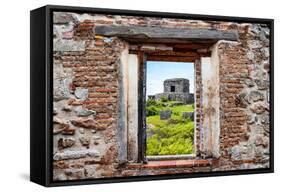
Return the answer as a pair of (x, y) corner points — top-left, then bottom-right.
(154, 78), (194, 104)
(52, 10), (271, 181)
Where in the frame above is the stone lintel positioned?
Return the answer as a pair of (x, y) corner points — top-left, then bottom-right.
(95, 25), (239, 42)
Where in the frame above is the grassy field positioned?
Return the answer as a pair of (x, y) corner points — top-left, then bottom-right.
(146, 99), (194, 156)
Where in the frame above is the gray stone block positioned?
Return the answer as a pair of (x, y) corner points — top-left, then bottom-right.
(53, 149), (100, 161)
(246, 91), (264, 103)
(160, 109), (172, 120)
(75, 106), (96, 117)
(53, 12), (75, 24)
(53, 77), (72, 101)
(54, 39), (85, 52)
(182, 111), (194, 121)
(74, 88), (88, 100)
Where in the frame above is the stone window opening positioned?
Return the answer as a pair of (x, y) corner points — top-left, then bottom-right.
(170, 85), (175, 92)
(95, 25), (239, 164)
(119, 41), (222, 163)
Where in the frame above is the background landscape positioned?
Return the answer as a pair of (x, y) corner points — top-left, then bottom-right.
(146, 61), (195, 156)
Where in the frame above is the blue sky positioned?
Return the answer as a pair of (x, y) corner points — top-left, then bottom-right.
(146, 61), (194, 96)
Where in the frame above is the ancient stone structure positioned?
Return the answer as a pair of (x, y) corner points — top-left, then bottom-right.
(154, 78), (194, 104)
(52, 11), (271, 181)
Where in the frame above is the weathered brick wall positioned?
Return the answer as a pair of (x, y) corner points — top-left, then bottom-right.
(216, 24), (270, 170)
(53, 16), (128, 179)
(52, 12), (270, 180)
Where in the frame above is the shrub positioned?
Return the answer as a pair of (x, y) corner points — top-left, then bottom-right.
(167, 117), (181, 124)
(146, 103), (195, 155)
(146, 99), (157, 107)
(146, 106), (159, 116)
(173, 111), (180, 116)
(146, 121), (194, 155)
(167, 116), (190, 124)
(160, 97), (168, 102)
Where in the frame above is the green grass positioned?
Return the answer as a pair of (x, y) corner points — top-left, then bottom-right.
(169, 105), (193, 115)
(146, 99), (194, 156)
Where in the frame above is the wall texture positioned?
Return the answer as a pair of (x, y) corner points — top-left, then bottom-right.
(52, 12), (270, 181)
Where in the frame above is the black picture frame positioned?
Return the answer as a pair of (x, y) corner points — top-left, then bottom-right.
(30, 4), (274, 187)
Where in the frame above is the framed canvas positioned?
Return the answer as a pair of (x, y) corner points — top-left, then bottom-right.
(30, 5), (274, 187)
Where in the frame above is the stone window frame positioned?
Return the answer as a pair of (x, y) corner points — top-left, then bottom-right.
(119, 42), (223, 163)
(96, 25), (240, 163)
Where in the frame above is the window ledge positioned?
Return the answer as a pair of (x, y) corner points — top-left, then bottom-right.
(127, 159), (211, 169)
(147, 154), (196, 161)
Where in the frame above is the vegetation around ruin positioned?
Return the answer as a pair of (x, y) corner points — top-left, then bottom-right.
(146, 98), (194, 156)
